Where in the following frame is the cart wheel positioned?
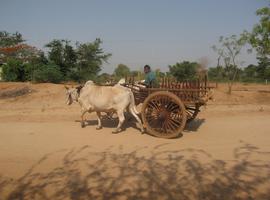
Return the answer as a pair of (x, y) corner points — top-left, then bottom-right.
(185, 104), (200, 123)
(141, 91), (187, 138)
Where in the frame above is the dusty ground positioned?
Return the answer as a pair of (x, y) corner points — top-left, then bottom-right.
(0, 82), (270, 200)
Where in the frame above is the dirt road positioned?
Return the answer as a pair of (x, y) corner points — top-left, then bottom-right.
(0, 82), (270, 199)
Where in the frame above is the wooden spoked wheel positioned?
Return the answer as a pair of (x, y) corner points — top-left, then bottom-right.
(185, 104), (200, 123)
(141, 91), (187, 138)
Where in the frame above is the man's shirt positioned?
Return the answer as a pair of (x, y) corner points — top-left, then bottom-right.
(145, 71), (158, 87)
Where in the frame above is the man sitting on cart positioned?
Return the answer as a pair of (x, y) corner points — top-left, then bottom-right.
(143, 65), (159, 88)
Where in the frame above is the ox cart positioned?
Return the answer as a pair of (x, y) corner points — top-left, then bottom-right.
(122, 76), (212, 138)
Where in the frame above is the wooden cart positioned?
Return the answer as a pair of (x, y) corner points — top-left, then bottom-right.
(123, 76), (212, 138)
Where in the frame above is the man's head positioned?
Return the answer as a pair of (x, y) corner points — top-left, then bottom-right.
(144, 65), (151, 74)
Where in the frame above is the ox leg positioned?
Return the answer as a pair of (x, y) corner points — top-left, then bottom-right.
(129, 107), (144, 133)
(81, 109), (88, 128)
(96, 111), (102, 130)
(112, 110), (125, 133)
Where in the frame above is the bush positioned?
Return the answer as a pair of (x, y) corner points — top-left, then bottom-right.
(1, 58), (26, 81)
(169, 61), (198, 81)
(33, 63), (63, 83)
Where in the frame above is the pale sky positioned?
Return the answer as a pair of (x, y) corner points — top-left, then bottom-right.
(0, 0), (269, 73)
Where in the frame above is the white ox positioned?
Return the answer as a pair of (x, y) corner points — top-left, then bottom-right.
(65, 80), (144, 133)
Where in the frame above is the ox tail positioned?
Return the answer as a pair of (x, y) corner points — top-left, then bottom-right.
(128, 91), (139, 115)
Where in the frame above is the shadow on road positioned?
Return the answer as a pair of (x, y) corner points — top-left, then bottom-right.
(185, 118), (206, 133)
(1, 142), (270, 200)
(77, 113), (206, 136)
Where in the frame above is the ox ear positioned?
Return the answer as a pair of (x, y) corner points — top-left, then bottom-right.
(76, 85), (83, 90)
(76, 85), (83, 94)
(64, 85), (69, 90)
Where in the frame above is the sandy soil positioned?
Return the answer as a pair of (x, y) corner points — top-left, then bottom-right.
(0, 82), (270, 200)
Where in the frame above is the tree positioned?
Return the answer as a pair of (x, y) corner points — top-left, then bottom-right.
(0, 31), (24, 48)
(264, 66), (270, 82)
(0, 31), (41, 64)
(0, 31), (46, 82)
(76, 38), (111, 81)
(0, 32), (112, 83)
(212, 35), (245, 94)
(96, 73), (112, 84)
(1, 58), (25, 81)
(241, 6), (270, 81)
(168, 61), (198, 81)
(208, 66), (226, 82)
(45, 39), (77, 78)
(249, 7), (270, 61)
(130, 70), (139, 77)
(114, 64), (130, 78)
(1, 56), (50, 82)
(155, 69), (166, 79)
(33, 63), (63, 83)
(130, 70), (144, 81)
(240, 64), (258, 82)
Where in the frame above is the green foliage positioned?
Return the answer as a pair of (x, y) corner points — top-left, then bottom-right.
(0, 31), (24, 47)
(208, 66), (226, 81)
(43, 38), (111, 82)
(243, 64), (257, 77)
(264, 66), (270, 80)
(169, 61), (198, 81)
(45, 39), (77, 78)
(130, 70), (139, 77)
(208, 63), (270, 83)
(257, 57), (270, 80)
(114, 64), (130, 78)
(45, 40), (63, 65)
(33, 52), (49, 65)
(249, 7), (270, 61)
(154, 69), (166, 79)
(66, 70), (82, 82)
(94, 73), (112, 84)
(2, 58), (26, 81)
(33, 63), (63, 83)
(240, 64), (260, 82)
(0, 31), (41, 64)
(241, 6), (270, 80)
(129, 70), (144, 81)
(76, 38), (112, 81)
(0, 31), (111, 83)
(1, 51), (52, 82)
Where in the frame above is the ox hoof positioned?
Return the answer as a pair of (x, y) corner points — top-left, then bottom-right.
(81, 123), (85, 128)
(96, 126), (102, 130)
(112, 129), (121, 134)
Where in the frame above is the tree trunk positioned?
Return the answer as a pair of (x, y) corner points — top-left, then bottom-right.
(228, 81), (232, 94)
